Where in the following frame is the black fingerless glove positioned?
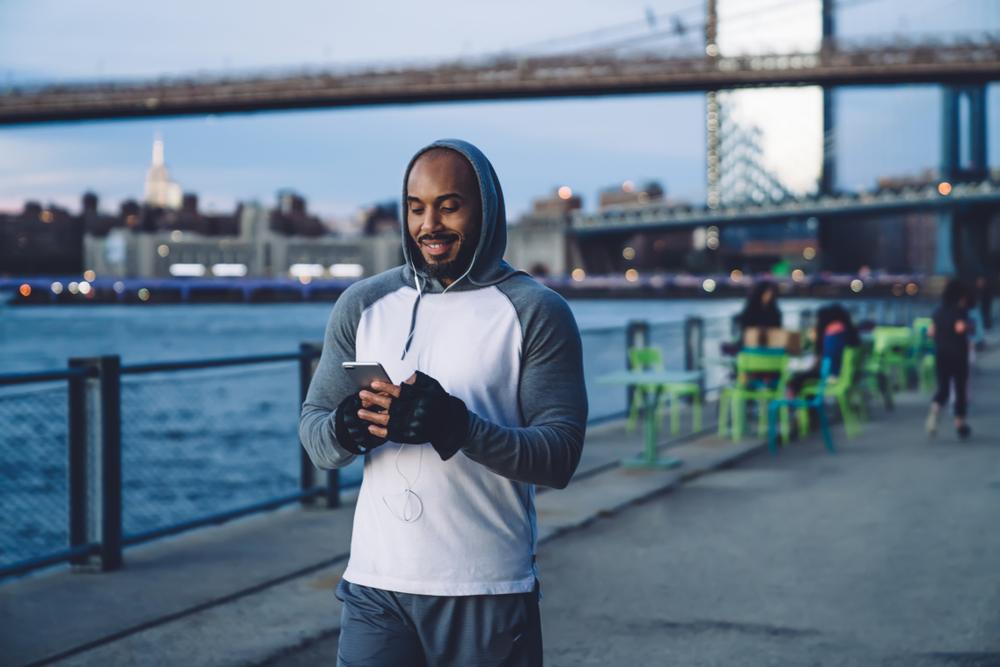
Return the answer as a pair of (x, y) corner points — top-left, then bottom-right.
(334, 393), (387, 455)
(386, 371), (470, 461)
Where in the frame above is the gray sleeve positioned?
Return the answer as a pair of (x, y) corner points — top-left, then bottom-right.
(461, 281), (588, 489)
(298, 287), (365, 470)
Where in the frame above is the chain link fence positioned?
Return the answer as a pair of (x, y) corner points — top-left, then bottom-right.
(648, 320), (686, 369)
(0, 382), (69, 569)
(119, 363), (305, 539)
(702, 314), (737, 394)
(580, 326), (629, 422)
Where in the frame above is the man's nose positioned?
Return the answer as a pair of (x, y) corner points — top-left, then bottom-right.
(418, 211), (445, 236)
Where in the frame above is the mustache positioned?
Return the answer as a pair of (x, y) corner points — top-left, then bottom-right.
(417, 232), (460, 244)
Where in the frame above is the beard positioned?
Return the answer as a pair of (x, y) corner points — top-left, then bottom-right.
(412, 232), (478, 283)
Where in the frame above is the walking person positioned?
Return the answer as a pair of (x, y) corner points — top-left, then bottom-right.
(926, 279), (973, 440)
(299, 139), (588, 666)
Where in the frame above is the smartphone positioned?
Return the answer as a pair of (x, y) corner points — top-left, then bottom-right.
(342, 361), (392, 391)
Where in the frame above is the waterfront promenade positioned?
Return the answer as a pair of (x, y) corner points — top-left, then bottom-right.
(2, 341), (998, 666)
(269, 343), (1000, 666)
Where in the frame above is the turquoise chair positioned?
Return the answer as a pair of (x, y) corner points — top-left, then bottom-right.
(798, 346), (864, 439)
(768, 357), (835, 454)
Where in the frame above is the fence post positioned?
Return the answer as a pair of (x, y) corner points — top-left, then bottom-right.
(684, 316), (704, 370)
(625, 320), (649, 414)
(68, 356), (123, 572)
(298, 342), (340, 509)
(684, 316), (705, 393)
(67, 360), (88, 566)
(298, 343), (318, 506)
(98, 356), (123, 571)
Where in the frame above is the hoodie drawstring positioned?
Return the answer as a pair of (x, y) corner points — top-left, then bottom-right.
(401, 273), (424, 360)
(401, 247), (480, 360)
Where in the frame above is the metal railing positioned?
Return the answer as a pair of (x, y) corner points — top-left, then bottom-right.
(0, 346), (337, 580)
(0, 301), (931, 581)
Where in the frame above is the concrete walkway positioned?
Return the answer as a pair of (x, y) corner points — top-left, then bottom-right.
(268, 346), (1000, 666)
(1, 403), (748, 667)
(537, 351), (1000, 665)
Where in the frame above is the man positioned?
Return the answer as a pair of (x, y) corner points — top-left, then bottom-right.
(299, 139), (588, 666)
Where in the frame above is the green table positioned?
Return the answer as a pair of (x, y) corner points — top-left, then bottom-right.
(597, 370), (702, 469)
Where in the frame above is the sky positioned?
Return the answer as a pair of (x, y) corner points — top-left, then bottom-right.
(0, 0), (997, 222)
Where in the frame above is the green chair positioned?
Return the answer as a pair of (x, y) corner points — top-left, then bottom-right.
(855, 340), (892, 416)
(798, 346), (864, 439)
(718, 350), (789, 442)
(871, 326), (916, 391)
(626, 347), (703, 436)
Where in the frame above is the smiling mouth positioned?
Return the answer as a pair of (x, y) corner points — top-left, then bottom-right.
(419, 234), (459, 259)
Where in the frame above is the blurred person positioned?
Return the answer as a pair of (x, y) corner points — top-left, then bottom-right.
(299, 139), (588, 667)
(926, 279), (973, 439)
(787, 303), (860, 396)
(738, 280), (782, 341)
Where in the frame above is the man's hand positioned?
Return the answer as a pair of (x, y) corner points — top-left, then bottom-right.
(356, 373), (416, 439)
(357, 371), (470, 460)
(335, 392), (388, 455)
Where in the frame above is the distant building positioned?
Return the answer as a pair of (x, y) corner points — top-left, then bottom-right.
(598, 181), (664, 209)
(83, 193), (401, 280)
(717, 219), (818, 273)
(1, 183), (405, 278)
(821, 211), (938, 274)
(361, 201), (401, 236)
(270, 189), (328, 236)
(505, 188), (582, 277)
(143, 134), (183, 209)
(0, 201), (82, 276)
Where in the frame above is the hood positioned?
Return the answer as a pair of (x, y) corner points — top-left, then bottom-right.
(400, 139), (521, 293)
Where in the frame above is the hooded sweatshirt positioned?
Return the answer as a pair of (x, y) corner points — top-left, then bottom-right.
(298, 139), (588, 596)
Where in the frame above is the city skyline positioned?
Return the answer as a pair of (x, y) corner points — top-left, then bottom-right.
(0, 0), (997, 219)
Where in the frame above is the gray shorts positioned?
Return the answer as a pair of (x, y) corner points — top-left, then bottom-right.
(335, 578), (543, 667)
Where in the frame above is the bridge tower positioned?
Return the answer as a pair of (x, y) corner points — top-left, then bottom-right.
(707, 0), (835, 205)
(937, 85), (990, 276)
(819, 0), (836, 197)
(705, 0), (722, 210)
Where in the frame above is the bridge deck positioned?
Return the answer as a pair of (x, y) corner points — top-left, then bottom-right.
(3, 38), (998, 124)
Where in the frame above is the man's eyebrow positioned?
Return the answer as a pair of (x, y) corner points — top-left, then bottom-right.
(406, 193), (464, 205)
